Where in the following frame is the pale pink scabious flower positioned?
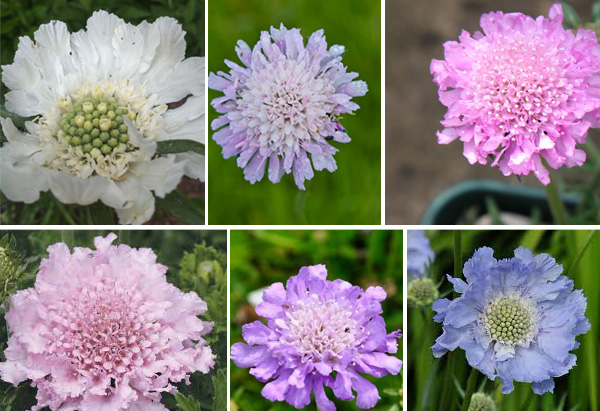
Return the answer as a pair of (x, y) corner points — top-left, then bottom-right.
(0, 234), (215, 411)
(431, 4), (600, 184)
(209, 24), (368, 189)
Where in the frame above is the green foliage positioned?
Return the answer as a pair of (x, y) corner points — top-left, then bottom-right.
(178, 244), (228, 345)
(230, 230), (403, 411)
(175, 393), (202, 411)
(157, 140), (205, 156)
(409, 230), (600, 411)
(155, 191), (206, 225)
(0, 0), (205, 225)
(208, 0), (381, 224)
(0, 230), (227, 410)
(0, 234), (25, 305)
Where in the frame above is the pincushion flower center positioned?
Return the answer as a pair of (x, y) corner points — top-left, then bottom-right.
(45, 79), (166, 181)
(473, 34), (571, 133)
(282, 294), (358, 358)
(60, 97), (136, 157)
(482, 294), (537, 345)
(240, 58), (334, 151)
(48, 280), (159, 380)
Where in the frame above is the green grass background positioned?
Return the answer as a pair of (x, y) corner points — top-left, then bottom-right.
(208, 0), (381, 225)
(408, 230), (599, 411)
(230, 230), (402, 410)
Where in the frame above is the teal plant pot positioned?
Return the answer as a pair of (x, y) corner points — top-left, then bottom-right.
(420, 180), (581, 225)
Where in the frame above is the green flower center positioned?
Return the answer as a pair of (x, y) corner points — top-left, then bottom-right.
(60, 97), (136, 156)
(484, 295), (535, 344)
(468, 393), (496, 411)
(407, 277), (438, 307)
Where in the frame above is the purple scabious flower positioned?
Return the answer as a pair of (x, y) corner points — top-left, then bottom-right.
(231, 265), (402, 410)
(432, 247), (590, 395)
(431, 4), (600, 185)
(407, 230), (434, 280)
(208, 24), (368, 189)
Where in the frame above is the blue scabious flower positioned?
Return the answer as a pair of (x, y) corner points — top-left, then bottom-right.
(407, 230), (434, 280)
(231, 265), (402, 410)
(432, 247), (590, 395)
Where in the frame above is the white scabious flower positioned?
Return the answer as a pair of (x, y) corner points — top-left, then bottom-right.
(0, 10), (205, 224)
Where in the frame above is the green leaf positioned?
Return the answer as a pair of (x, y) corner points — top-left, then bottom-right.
(155, 190), (204, 225)
(382, 388), (400, 397)
(174, 393), (201, 411)
(593, 1), (600, 25)
(86, 201), (116, 224)
(560, 1), (581, 27)
(156, 139), (205, 156)
(212, 369), (227, 411)
(0, 103), (34, 142)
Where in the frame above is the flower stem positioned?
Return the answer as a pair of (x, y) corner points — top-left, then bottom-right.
(460, 368), (479, 411)
(438, 352), (455, 411)
(454, 230), (463, 282)
(494, 380), (503, 411)
(565, 230), (598, 277)
(544, 170), (568, 224)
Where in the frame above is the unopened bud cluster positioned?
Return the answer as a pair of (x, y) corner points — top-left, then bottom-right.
(468, 393), (496, 411)
(60, 97), (136, 156)
(0, 235), (23, 305)
(407, 277), (438, 307)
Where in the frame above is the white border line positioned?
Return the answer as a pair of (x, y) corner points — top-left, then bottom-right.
(204, 0), (209, 226)
(402, 227), (408, 410)
(381, 0), (386, 226)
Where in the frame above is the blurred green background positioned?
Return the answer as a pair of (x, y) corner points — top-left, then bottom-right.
(408, 230), (599, 411)
(208, 0), (381, 225)
(0, 230), (227, 411)
(0, 0), (205, 225)
(230, 230), (403, 410)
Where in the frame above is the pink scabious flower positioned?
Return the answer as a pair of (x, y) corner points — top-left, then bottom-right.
(431, 4), (600, 185)
(208, 24), (368, 189)
(0, 234), (215, 411)
(231, 265), (402, 410)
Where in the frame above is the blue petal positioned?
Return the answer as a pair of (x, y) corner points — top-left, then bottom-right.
(532, 378), (555, 395)
(463, 247), (496, 283)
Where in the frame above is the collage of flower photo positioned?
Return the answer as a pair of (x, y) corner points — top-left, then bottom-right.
(1, 0), (600, 410)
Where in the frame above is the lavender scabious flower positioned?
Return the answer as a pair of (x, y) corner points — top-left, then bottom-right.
(0, 234), (215, 410)
(209, 24), (368, 189)
(431, 4), (600, 185)
(407, 230), (434, 280)
(231, 265), (402, 410)
(432, 247), (590, 394)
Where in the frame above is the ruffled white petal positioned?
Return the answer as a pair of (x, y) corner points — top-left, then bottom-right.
(114, 187), (155, 225)
(33, 20), (71, 58)
(46, 169), (109, 205)
(0, 146), (48, 203)
(1, 118), (42, 157)
(100, 177), (141, 210)
(131, 156), (186, 197)
(143, 17), (186, 96)
(152, 57), (205, 104)
(82, 10), (124, 79)
(177, 152), (205, 181)
(162, 95), (205, 141)
(111, 22), (145, 79)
